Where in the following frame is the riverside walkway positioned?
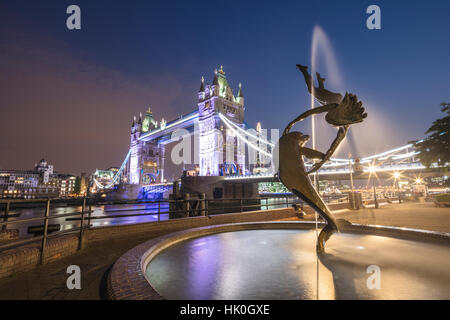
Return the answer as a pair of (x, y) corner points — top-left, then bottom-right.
(0, 202), (448, 300)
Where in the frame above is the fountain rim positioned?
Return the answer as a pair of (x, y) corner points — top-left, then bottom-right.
(106, 221), (450, 300)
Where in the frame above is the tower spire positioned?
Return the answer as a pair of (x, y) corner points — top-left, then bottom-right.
(213, 69), (219, 86)
(199, 76), (205, 92)
(238, 82), (244, 98)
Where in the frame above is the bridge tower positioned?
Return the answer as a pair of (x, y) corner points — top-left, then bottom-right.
(128, 108), (165, 184)
(197, 66), (246, 176)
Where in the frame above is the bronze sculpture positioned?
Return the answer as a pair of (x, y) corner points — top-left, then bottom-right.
(277, 64), (367, 253)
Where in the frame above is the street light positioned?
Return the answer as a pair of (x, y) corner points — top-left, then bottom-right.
(348, 153), (355, 209)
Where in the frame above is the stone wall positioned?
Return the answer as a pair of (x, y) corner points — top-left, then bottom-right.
(84, 207), (296, 242)
(0, 235), (79, 280)
(0, 229), (19, 242)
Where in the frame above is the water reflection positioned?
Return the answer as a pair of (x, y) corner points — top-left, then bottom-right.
(147, 229), (450, 300)
(4, 202), (170, 238)
(4, 199), (291, 239)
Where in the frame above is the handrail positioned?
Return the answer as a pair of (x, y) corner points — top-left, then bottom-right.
(0, 198), (59, 204)
(0, 195), (341, 259)
(0, 196), (331, 228)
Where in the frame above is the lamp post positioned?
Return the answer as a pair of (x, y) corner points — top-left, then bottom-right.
(87, 175), (93, 197)
(369, 162), (378, 209)
(348, 153), (355, 209)
(372, 179), (379, 209)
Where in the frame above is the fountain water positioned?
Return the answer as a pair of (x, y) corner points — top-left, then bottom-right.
(310, 25), (346, 155)
(107, 28), (450, 301)
(309, 26), (404, 159)
(310, 25), (345, 299)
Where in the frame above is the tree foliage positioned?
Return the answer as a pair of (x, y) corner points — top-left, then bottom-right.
(414, 102), (450, 167)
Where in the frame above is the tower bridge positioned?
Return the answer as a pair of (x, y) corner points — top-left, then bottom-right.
(126, 66), (247, 187)
(93, 67), (442, 199)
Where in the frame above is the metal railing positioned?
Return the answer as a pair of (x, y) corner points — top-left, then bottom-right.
(0, 196), (304, 262)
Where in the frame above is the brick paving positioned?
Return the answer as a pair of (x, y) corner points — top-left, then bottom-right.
(0, 232), (157, 299)
(0, 202), (448, 300)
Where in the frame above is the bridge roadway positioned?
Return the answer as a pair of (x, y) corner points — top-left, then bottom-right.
(223, 166), (443, 183)
(137, 165), (443, 190)
(100, 105), (439, 192)
(138, 110), (198, 145)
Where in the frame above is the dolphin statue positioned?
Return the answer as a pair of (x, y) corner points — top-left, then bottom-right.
(296, 64), (343, 105)
(277, 65), (367, 253)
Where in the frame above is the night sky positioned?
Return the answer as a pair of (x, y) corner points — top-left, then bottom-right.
(0, 0), (449, 175)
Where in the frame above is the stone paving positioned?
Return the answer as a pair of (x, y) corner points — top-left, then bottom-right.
(285, 202), (450, 233)
(0, 202), (448, 300)
(332, 202), (450, 233)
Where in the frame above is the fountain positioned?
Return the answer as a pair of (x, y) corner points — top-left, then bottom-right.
(278, 64), (366, 252)
(106, 29), (450, 300)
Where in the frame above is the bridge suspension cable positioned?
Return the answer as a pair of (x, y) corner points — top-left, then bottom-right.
(220, 113), (420, 172)
(94, 115), (422, 189)
(219, 113), (275, 147)
(93, 150), (131, 189)
(219, 113), (273, 157)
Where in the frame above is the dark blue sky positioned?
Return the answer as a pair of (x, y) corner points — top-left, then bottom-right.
(0, 0), (449, 174)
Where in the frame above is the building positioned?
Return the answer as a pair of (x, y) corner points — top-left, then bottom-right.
(128, 108), (165, 185)
(0, 169), (59, 199)
(0, 158), (76, 199)
(79, 172), (89, 196)
(125, 66), (246, 185)
(56, 174), (77, 197)
(197, 66), (246, 176)
(34, 158), (54, 183)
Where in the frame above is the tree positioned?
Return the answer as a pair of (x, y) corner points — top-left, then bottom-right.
(413, 102), (450, 167)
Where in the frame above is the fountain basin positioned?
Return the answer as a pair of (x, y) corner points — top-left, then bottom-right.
(107, 222), (450, 300)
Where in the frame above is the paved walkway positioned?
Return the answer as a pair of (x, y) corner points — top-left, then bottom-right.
(281, 202), (450, 233)
(0, 202), (448, 299)
(0, 232), (164, 299)
(332, 202), (450, 233)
